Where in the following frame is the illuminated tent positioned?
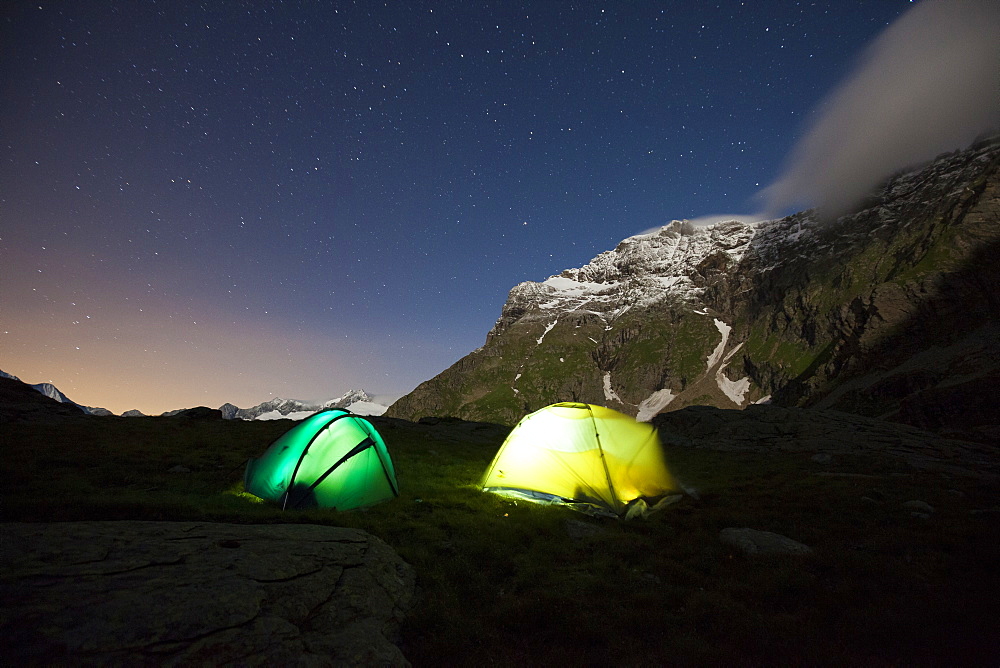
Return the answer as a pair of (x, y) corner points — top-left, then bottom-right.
(481, 402), (674, 515)
(244, 409), (398, 510)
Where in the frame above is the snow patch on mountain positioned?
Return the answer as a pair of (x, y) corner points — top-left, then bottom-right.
(256, 410), (316, 421)
(717, 371), (752, 405)
(536, 320), (557, 344)
(603, 372), (622, 403)
(706, 324), (752, 405)
(344, 400), (390, 417)
(636, 389), (676, 422)
(706, 319), (732, 370)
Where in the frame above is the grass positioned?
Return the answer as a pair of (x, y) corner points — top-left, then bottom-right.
(2, 414), (999, 665)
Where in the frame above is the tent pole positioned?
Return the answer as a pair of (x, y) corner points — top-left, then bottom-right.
(283, 410), (348, 510)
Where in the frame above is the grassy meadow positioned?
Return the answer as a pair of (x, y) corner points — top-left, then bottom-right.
(2, 414), (999, 665)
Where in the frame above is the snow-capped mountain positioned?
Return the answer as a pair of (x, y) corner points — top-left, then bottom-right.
(0, 370), (113, 416)
(388, 137), (1000, 439)
(28, 381), (74, 404)
(488, 218), (757, 338)
(220, 389), (388, 421)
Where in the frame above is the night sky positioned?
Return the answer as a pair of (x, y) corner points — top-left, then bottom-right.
(0, 1), (945, 414)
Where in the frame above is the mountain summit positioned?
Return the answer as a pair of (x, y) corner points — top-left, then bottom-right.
(387, 137), (1000, 440)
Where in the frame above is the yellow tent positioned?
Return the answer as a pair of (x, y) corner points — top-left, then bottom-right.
(481, 402), (675, 515)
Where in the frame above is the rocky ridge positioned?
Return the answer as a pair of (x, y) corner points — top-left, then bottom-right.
(387, 137), (1000, 435)
(220, 389), (385, 420)
(0, 376), (86, 423)
(0, 370), (112, 416)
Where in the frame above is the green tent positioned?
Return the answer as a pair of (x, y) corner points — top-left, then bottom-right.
(244, 409), (398, 510)
(481, 402), (675, 515)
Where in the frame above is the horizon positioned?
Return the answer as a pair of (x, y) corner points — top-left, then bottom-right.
(1, 367), (399, 416)
(3, 1), (996, 415)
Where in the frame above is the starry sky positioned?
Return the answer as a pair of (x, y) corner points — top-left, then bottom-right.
(0, 1), (929, 414)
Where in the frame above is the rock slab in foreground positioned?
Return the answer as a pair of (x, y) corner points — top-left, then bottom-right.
(719, 527), (814, 556)
(0, 521), (415, 666)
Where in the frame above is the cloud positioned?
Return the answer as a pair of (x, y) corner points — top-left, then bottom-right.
(639, 213), (766, 236)
(763, 0), (1000, 219)
(679, 213), (766, 227)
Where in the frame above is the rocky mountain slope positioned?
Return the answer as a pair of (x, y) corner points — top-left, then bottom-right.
(0, 370), (112, 416)
(0, 376), (87, 423)
(387, 137), (1000, 439)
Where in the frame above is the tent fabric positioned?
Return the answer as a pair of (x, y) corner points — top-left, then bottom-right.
(481, 402), (674, 514)
(244, 409), (398, 510)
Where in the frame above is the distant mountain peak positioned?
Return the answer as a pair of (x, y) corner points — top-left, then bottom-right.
(1, 368), (387, 421)
(0, 369), (113, 416)
(220, 388), (386, 421)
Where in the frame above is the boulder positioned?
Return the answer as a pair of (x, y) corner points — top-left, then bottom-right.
(564, 519), (603, 541)
(902, 500), (935, 513)
(0, 521), (415, 666)
(719, 527), (814, 556)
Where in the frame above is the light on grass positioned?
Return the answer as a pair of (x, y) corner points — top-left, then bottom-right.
(224, 489), (267, 504)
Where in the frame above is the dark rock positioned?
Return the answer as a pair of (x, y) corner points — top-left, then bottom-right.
(418, 416), (444, 425)
(893, 370), (1000, 438)
(219, 402), (241, 419)
(902, 500), (935, 513)
(719, 528), (813, 556)
(653, 404), (1000, 480)
(565, 519), (603, 541)
(0, 521), (415, 666)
